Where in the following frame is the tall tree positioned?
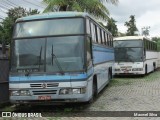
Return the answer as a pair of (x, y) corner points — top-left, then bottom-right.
(124, 15), (138, 36)
(0, 7), (40, 44)
(141, 26), (150, 36)
(106, 18), (118, 37)
(43, 0), (119, 21)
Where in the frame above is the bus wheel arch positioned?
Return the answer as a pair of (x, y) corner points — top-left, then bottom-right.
(88, 75), (98, 103)
(93, 75), (98, 97)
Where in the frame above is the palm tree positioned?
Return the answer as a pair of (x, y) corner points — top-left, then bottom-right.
(43, 0), (118, 21)
(106, 18), (118, 36)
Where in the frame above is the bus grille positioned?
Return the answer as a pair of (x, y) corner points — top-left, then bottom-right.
(120, 66), (132, 68)
(30, 83), (59, 88)
(32, 90), (57, 95)
(121, 69), (131, 71)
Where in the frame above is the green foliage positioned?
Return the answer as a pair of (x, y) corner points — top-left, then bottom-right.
(152, 37), (160, 51)
(105, 18), (118, 37)
(142, 27), (150, 36)
(152, 37), (160, 42)
(0, 7), (40, 44)
(124, 15), (138, 36)
(43, 0), (119, 21)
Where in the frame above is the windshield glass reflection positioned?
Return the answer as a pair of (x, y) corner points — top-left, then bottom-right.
(11, 36), (84, 73)
(115, 48), (143, 62)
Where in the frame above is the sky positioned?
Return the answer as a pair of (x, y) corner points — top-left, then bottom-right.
(105, 0), (160, 37)
(0, 0), (160, 37)
(0, 0), (45, 18)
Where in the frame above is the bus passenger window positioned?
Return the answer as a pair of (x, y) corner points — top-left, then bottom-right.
(101, 30), (105, 45)
(95, 25), (98, 43)
(86, 37), (92, 66)
(111, 37), (113, 47)
(97, 27), (101, 44)
(105, 33), (108, 46)
(103, 32), (106, 45)
(107, 34), (110, 46)
(86, 19), (91, 34)
(91, 22), (96, 42)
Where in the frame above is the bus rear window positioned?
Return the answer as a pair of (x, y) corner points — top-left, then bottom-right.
(13, 18), (84, 38)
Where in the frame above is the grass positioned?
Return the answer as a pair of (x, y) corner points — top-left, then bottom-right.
(109, 77), (133, 87)
(110, 70), (160, 87)
(143, 70), (160, 81)
(1, 105), (15, 112)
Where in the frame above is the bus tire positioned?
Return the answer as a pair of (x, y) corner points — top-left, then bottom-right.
(108, 69), (111, 82)
(145, 65), (148, 75)
(88, 76), (97, 104)
(153, 63), (156, 71)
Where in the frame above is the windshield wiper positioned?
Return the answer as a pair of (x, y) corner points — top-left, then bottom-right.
(38, 46), (42, 70)
(51, 45), (64, 75)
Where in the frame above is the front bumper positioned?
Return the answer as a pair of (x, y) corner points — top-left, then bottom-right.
(10, 87), (90, 104)
(115, 71), (144, 75)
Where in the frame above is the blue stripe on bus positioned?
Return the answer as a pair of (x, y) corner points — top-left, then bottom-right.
(92, 44), (114, 64)
(9, 68), (93, 83)
(93, 44), (114, 53)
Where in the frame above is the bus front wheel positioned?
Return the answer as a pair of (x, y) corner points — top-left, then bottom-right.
(145, 65), (148, 75)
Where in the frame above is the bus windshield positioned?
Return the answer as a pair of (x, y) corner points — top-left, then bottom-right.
(114, 40), (143, 62)
(11, 36), (84, 73)
(13, 18), (84, 38)
(115, 48), (143, 62)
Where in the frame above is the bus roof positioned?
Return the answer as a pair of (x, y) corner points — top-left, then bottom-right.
(114, 36), (151, 41)
(16, 12), (89, 22)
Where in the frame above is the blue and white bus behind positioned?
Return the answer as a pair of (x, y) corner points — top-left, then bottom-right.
(9, 12), (114, 105)
(113, 36), (158, 75)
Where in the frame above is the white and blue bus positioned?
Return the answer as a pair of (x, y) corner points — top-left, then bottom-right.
(9, 12), (114, 104)
(114, 36), (158, 75)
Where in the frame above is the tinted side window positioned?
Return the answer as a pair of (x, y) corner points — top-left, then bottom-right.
(86, 19), (91, 34)
(97, 27), (101, 44)
(91, 22), (96, 42)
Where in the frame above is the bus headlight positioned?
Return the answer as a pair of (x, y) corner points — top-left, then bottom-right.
(11, 90), (20, 96)
(72, 88), (81, 94)
(59, 88), (72, 95)
(20, 90), (31, 96)
(59, 88), (86, 95)
(10, 90), (31, 96)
